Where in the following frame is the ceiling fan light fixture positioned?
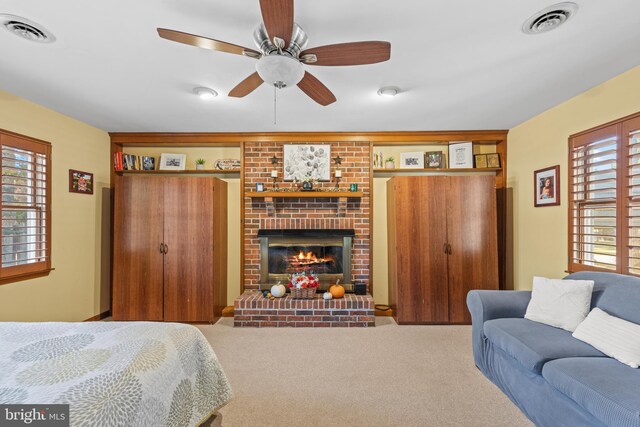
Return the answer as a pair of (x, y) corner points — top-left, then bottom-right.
(193, 87), (218, 100)
(255, 54), (304, 89)
(377, 86), (400, 98)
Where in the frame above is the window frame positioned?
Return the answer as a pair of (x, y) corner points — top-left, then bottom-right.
(0, 129), (52, 285)
(568, 111), (640, 275)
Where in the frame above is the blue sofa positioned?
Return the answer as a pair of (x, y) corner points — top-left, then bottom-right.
(467, 272), (640, 427)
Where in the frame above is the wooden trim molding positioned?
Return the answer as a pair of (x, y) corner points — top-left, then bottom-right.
(84, 310), (111, 321)
(110, 130), (508, 146)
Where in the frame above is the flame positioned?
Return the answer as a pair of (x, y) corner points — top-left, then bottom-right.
(296, 250), (317, 262)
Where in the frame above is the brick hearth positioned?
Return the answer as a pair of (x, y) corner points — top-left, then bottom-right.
(234, 291), (375, 327)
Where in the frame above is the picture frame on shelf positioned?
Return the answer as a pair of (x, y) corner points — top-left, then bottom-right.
(400, 152), (424, 169)
(159, 153), (187, 171)
(474, 154), (488, 168)
(69, 169), (94, 195)
(283, 144), (331, 181)
(448, 141), (473, 168)
(142, 156), (155, 171)
(486, 153), (501, 168)
(534, 165), (560, 207)
(425, 151), (444, 168)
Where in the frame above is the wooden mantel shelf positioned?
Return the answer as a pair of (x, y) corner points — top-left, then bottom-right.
(246, 191), (363, 198)
(247, 191), (362, 217)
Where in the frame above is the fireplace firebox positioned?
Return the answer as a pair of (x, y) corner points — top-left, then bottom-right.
(258, 229), (354, 292)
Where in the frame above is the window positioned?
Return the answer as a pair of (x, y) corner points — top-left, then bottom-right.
(569, 112), (640, 275)
(0, 130), (51, 284)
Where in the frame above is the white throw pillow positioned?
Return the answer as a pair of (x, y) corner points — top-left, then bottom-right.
(573, 308), (640, 368)
(524, 276), (594, 332)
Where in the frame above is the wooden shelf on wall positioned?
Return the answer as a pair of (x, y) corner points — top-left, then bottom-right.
(246, 191), (363, 198)
(373, 167), (501, 174)
(115, 169), (240, 175)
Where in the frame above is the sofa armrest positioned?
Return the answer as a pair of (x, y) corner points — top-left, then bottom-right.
(466, 290), (532, 370)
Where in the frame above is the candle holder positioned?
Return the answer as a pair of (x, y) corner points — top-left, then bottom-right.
(272, 175), (278, 191)
(334, 176), (341, 190)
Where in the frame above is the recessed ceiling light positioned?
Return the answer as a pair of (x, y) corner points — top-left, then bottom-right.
(377, 86), (400, 98)
(522, 2), (579, 35)
(193, 87), (218, 100)
(0, 14), (56, 43)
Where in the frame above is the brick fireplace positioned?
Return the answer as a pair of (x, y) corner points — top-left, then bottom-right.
(236, 141), (373, 327)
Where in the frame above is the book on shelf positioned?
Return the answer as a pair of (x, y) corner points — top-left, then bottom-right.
(114, 152), (155, 171)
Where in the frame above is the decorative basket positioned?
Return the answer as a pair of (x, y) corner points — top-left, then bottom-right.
(289, 287), (317, 299)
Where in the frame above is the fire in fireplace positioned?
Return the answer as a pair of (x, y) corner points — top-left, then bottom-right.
(258, 229), (354, 291)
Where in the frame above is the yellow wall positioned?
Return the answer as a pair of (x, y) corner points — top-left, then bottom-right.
(126, 146), (241, 305)
(508, 65), (640, 290)
(0, 89), (111, 321)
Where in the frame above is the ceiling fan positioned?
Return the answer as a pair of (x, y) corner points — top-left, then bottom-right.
(157, 0), (391, 106)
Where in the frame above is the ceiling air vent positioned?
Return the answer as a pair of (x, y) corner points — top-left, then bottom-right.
(0, 14), (55, 43)
(522, 2), (579, 35)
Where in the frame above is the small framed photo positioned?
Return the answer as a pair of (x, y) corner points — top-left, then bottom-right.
(534, 165), (560, 207)
(474, 154), (488, 168)
(159, 153), (187, 171)
(425, 151), (444, 168)
(256, 182), (265, 192)
(142, 156), (155, 171)
(69, 169), (93, 195)
(486, 153), (501, 168)
(448, 141), (473, 168)
(400, 152), (424, 169)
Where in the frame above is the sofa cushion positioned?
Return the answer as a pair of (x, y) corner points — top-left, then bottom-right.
(484, 318), (605, 374)
(543, 357), (640, 427)
(597, 282), (640, 325)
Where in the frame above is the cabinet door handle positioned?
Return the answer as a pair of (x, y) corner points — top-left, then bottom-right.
(160, 243), (165, 254)
(447, 244), (452, 255)
(164, 244), (168, 254)
(443, 243), (448, 254)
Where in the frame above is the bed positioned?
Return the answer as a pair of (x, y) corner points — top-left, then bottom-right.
(0, 321), (232, 426)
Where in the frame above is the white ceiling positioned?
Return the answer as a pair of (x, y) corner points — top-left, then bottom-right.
(0, 0), (639, 133)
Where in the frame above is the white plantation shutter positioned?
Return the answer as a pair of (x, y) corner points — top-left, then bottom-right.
(0, 132), (51, 282)
(569, 113), (640, 276)
(626, 119), (640, 274)
(570, 126), (618, 271)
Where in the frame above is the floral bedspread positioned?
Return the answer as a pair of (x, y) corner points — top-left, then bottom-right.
(0, 322), (232, 426)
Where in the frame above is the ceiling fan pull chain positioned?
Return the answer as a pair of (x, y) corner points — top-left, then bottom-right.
(273, 85), (277, 125)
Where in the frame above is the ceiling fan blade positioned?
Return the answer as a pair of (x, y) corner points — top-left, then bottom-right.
(297, 72), (336, 106)
(157, 28), (261, 59)
(300, 41), (391, 66)
(229, 72), (264, 97)
(259, 0), (294, 47)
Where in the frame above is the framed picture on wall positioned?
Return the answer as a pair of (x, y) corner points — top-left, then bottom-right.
(69, 169), (94, 195)
(534, 165), (560, 207)
(283, 144), (331, 181)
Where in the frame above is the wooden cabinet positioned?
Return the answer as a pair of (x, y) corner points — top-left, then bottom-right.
(387, 175), (498, 324)
(112, 176), (227, 322)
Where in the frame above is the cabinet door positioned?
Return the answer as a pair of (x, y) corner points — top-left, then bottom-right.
(446, 176), (499, 323)
(112, 176), (165, 320)
(389, 176), (449, 323)
(163, 177), (215, 322)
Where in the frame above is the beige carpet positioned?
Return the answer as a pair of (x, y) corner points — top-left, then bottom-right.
(196, 317), (532, 427)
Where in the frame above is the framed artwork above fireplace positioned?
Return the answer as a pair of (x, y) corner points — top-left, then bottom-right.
(283, 144), (331, 181)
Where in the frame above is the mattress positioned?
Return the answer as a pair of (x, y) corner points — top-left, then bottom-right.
(0, 321), (232, 426)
